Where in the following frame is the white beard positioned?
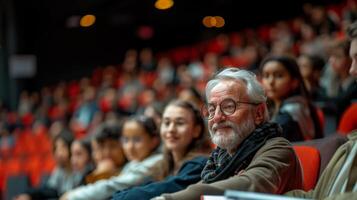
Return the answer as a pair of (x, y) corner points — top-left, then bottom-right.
(209, 114), (256, 153)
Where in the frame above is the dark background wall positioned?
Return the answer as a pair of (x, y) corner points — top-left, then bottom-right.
(0, 0), (342, 108)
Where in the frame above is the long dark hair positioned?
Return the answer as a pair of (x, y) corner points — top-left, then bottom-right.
(260, 55), (323, 138)
(260, 55), (310, 99)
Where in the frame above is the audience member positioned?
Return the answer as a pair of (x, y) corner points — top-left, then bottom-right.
(15, 130), (79, 200)
(113, 100), (211, 200)
(154, 68), (303, 200)
(320, 40), (357, 121)
(261, 56), (322, 141)
(84, 124), (126, 184)
(285, 21), (357, 200)
(297, 54), (325, 100)
(61, 116), (162, 200)
(70, 138), (94, 186)
(70, 86), (99, 135)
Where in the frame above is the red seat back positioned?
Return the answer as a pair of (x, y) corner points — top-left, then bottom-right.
(293, 146), (321, 191)
(338, 103), (357, 135)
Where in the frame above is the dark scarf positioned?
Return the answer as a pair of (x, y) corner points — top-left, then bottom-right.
(201, 122), (282, 183)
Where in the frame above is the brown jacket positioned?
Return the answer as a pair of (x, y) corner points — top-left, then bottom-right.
(286, 131), (357, 200)
(161, 137), (303, 200)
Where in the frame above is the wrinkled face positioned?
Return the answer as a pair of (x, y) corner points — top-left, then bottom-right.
(262, 61), (298, 102)
(349, 39), (357, 78)
(207, 80), (256, 153)
(160, 105), (200, 156)
(100, 139), (125, 168)
(71, 141), (91, 172)
(54, 138), (70, 167)
(121, 121), (158, 162)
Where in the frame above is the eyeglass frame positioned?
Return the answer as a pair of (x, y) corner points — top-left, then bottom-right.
(201, 98), (260, 120)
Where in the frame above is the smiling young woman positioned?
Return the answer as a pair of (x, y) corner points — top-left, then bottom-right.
(112, 100), (212, 200)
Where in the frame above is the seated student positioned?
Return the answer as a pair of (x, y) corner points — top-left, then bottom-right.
(297, 54), (325, 101)
(153, 68), (303, 200)
(60, 115), (162, 200)
(84, 124), (126, 184)
(15, 130), (80, 200)
(284, 20), (357, 200)
(320, 40), (357, 122)
(112, 100), (212, 200)
(261, 56), (323, 141)
(70, 138), (94, 186)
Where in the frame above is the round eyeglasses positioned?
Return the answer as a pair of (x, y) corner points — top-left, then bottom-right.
(201, 98), (259, 120)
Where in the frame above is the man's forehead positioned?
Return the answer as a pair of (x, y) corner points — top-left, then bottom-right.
(209, 80), (247, 100)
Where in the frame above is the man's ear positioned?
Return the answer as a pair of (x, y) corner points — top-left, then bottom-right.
(254, 104), (265, 125)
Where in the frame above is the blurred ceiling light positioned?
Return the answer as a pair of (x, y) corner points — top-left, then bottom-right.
(202, 16), (225, 28)
(215, 16), (225, 28)
(80, 14), (96, 27)
(210, 17), (217, 27)
(203, 16), (213, 28)
(155, 0), (174, 10)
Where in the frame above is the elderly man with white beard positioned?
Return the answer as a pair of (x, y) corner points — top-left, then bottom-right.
(154, 68), (303, 200)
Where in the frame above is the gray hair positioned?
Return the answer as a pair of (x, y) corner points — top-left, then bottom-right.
(206, 68), (266, 103)
(205, 67), (269, 121)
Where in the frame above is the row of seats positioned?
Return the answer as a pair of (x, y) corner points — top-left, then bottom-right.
(1, 134), (347, 199)
(0, 127), (55, 198)
(0, 154), (55, 193)
(293, 134), (347, 191)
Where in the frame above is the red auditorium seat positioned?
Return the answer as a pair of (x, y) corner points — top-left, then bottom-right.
(42, 154), (56, 175)
(2, 158), (23, 194)
(293, 146), (321, 191)
(0, 160), (5, 192)
(4, 158), (22, 176)
(21, 113), (34, 128)
(13, 130), (33, 156)
(24, 155), (42, 186)
(32, 124), (52, 155)
(338, 103), (357, 135)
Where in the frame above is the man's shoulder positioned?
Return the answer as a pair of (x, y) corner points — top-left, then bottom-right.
(265, 136), (292, 146)
(254, 137), (294, 157)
